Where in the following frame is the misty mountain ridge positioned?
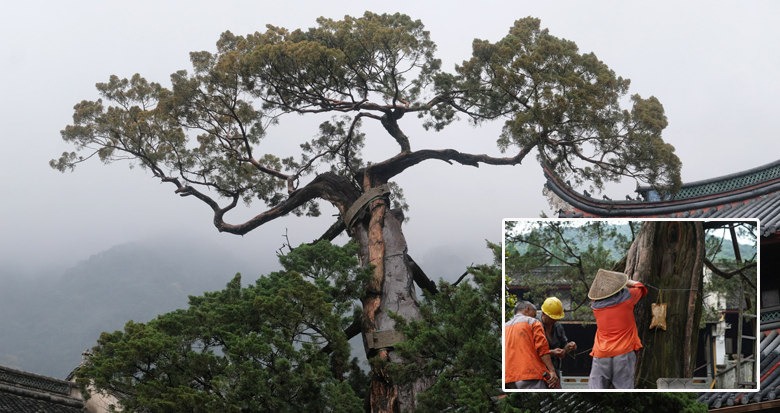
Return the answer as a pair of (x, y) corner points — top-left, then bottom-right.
(0, 235), (486, 380)
(0, 238), (263, 379)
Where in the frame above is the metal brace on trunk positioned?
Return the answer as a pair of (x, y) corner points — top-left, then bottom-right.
(365, 329), (405, 352)
(343, 184), (391, 232)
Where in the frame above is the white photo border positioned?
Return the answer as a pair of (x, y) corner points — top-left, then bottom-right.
(501, 217), (761, 393)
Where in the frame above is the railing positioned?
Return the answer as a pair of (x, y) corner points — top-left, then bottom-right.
(559, 376), (712, 390)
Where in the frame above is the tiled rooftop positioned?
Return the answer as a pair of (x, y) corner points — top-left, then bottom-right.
(698, 330), (780, 409)
(545, 160), (780, 236)
(558, 192), (780, 237)
(0, 365), (83, 413)
(0, 392), (84, 413)
(637, 159), (780, 202)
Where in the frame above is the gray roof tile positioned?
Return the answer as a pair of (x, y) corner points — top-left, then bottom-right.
(0, 392), (84, 413)
(699, 330), (780, 409)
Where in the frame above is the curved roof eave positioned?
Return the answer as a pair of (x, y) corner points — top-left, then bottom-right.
(636, 158), (780, 193)
(545, 168), (780, 236)
(545, 167), (779, 212)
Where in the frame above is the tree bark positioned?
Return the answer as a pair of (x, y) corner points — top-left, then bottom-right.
(616, 221), (705, 388)
(353, 196), (428, 412)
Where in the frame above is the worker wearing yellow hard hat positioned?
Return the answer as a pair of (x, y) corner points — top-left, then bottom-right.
(540, 296), (577, 382)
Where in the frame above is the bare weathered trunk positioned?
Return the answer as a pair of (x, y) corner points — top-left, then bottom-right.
(618, 221), (705, 388)
(353, 197), (428, 412)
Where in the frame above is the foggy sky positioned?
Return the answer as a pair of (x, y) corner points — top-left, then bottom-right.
(1, 1), (778, 283)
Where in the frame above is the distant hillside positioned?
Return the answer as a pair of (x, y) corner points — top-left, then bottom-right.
(508, 223), (634, 262)
(508, 223), (756, 262)
(0, 240), (263, 379)
(713, 240), (757, 262)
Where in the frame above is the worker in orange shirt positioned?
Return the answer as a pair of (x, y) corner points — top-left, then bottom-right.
(587, 269), (647, 389)
(505, 301), (559, 389)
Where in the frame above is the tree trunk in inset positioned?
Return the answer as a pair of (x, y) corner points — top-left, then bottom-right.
(353, 197), (428, 412)
(616, 221), (705, 388)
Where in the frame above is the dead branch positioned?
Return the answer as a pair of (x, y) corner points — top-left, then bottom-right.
(277, 229), (293, 255)
(703, 258), (756, 279)
(406, 254), (438, 295)
(453, 266), (473, 287)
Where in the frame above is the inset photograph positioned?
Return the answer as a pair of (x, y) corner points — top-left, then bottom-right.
(503, 219), (759, 392)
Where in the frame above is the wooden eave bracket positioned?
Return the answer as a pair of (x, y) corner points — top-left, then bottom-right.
(366, 329), (405, 351)
(343, 184), (391, 231)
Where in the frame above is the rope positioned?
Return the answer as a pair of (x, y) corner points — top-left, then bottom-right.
(570, 347), (593, 358)
(645, 284), (698, 292)
(639, 377), (657, 386)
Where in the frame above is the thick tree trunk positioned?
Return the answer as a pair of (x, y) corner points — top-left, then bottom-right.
(353, 198), (428, 412)
(617, 221), (705, 388)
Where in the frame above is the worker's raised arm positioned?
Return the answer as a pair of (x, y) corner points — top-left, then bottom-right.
(626, 279), (648, 299)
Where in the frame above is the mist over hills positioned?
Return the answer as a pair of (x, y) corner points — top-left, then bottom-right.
(0, 234), (485, 380)
(0, 239), (262, 379)
(508, 223), (757, 262)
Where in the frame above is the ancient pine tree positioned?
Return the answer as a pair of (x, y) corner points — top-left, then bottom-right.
(53, 13), (681, 411)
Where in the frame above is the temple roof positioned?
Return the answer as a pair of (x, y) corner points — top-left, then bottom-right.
(544, 160), (778, 237)
(636, 159), (780, 202)
(698, 329), (780, 410)
(0, 392), (84, 413)
(0, 365), (84, 412)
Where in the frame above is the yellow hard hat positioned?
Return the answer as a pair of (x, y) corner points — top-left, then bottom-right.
(542, 297), (565, 320)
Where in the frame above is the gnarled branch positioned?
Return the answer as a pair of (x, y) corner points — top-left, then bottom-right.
(703, 258), (756, 290)
(703, 258), (756, 280)
(365, 142), (536, 185)
(215, 173), (359, 235)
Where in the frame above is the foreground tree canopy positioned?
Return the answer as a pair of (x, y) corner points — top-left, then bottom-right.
(79, 241), (369, 412)
(56, 12), (682, 412)
(78, 241), (706, 412)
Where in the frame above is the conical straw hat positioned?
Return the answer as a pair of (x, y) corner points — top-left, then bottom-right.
(588, 269), (628, 300)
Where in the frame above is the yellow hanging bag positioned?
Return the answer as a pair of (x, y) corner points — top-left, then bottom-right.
(650, 289), (667, 330)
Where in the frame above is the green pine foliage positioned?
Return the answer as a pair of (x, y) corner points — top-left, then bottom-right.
(449, 17), (681, 196)
(77, 240), (370, 413)
(54, 13), (683, 220)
